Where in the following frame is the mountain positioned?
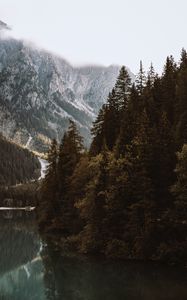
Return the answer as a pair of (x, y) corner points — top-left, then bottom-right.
(0, 134), (40, 186)
(0, 37), (134, 152)
(0, 20), (11, 31)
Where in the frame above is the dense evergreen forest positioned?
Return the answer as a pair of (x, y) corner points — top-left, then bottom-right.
(0, 182), (39, 206)
(0, 134), (40, 186)
(38, 50), (187, 264)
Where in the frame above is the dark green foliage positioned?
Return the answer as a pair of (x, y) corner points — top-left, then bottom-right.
(39, 52), (187, 265)
(0, 182), (39, 207)
(38, 139), (59, 231)
(76, 150), (109, 253)
(90, 66), (131, 155)
(89, 105), (106, 156)
(103, 90), (120, 151)
(57, 120), (84, 235)
(114, 66), (132, 110)
(160, 56), (177, 124)
(171, 144), (187, 218)
(136, 61), (146, 95)
(39, 120), (84, 234)
(175, 49), (187, 147)
(58, 120), (84, 194)
(0, 134), (40, 186)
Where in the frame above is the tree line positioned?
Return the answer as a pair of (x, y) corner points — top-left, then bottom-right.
(0, 134), (40, 186)
(38, 50), (187, 264)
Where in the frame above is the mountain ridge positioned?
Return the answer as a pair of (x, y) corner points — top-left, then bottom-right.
(0, 36), (134, 152)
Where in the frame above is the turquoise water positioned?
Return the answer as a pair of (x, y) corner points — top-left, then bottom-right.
(0, 210), (186, 300)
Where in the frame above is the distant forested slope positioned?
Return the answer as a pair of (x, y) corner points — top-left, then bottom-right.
(0, 134), (40, 185)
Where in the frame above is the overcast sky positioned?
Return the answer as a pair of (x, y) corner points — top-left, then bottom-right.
(0, 0), (186, 74)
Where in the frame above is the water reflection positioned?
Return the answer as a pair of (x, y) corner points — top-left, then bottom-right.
(42, 245), (187, 300)
(0, 210), (45, 300)
(0, 210), (186, 300)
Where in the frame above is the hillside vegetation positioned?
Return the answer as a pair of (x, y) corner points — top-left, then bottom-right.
(38, 50), (187, 265)
(0, 134), (40, 186)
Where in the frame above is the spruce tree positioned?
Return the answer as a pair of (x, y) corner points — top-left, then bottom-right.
(147, 63), (156, 88)
(114, 66), (132, 110)
(136, 61), (146, 95)
(58, 120), (84, 193)
(39, 139), (58, 230)
(103, 66), (132, 151)
(161, 56), (177, 124)
(76, 150), (108, 253)
(156, 112), (176, 203)
(89, 104), (106, 156)
(57, 119), (84, 234)
(103, 89), (121, 150)
(175, 50), (187, 147)
(90, 67), (132, 155)
(171, 144), (187, 219)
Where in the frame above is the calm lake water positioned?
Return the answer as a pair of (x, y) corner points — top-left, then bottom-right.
(0, 210), (187, 300)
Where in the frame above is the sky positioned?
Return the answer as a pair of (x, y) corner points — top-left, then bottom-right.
(0, 0), (186, 74)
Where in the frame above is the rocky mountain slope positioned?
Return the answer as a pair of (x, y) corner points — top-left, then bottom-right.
(0, 37), (134, 152)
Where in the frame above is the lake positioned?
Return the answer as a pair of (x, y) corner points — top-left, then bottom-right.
(0, 210), (186, 300)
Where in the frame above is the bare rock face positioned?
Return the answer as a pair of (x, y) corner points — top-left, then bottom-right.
(0, 37), (134, 152)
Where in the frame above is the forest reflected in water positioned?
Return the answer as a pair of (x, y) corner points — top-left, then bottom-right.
(0, 210), (186, 300)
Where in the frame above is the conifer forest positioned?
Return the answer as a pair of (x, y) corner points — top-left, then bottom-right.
(1, 2), (187, 298)
(38, 50), (187, 265)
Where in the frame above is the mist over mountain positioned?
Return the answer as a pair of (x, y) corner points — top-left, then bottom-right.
(0, 36), (134, 152)
(0, 20), (11, 31)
